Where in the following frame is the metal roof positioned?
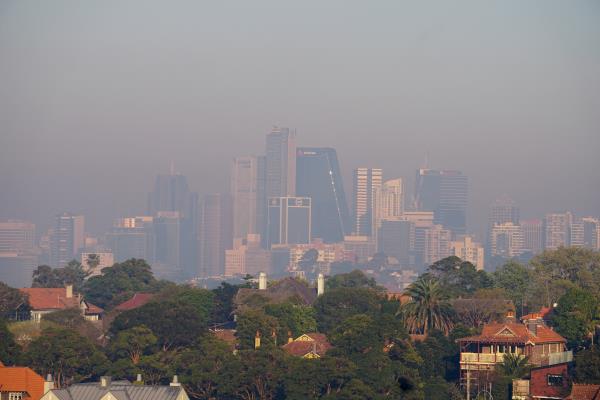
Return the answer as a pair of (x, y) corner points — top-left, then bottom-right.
(46, 381), (187, 400)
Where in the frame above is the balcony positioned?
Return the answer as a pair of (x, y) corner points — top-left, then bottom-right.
(530, 351), (573, 367)
(460, 351), (573, 368)
(460, 352), (505, 364)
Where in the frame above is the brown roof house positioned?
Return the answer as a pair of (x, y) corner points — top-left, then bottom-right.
(566, 384), (600, 400)
(0, 361), (54, 400)
(20, 285), (103, 322)
(458, 311), (572, 399)
(282, 333), (332, 359)
(114, 293), (155, 312)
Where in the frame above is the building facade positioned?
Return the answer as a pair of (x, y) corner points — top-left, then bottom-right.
(490, 222), (523, 258)
(198, 193), (233, 278)
(520, 219), (543, 255)
(451, 235), (485, 270)
(50, 213), (85, 268)
(265, 127), (296, 198)
(352, 167), (382, 237)
(231, 156), (266, 242)
(267, 197), (311, 247)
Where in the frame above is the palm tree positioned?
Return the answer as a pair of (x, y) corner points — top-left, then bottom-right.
(399, 277), (454, 335)
(497, 353), (530, 378)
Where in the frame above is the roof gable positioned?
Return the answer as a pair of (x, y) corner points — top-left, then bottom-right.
(0, 365), (45, 400)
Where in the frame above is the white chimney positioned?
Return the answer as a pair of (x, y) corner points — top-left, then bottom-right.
(317, 273), (325, 296)
(170, 375), (181, 387)
(65, 284), (73, 299)
(259, 272), (267, 290)
(100, 376), (111, 388)
(44, 374), (54, 393)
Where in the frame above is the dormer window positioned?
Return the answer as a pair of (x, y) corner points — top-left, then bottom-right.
(9, 392), (24, 400)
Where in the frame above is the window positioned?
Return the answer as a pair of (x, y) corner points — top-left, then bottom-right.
(547, 374), (563, 386)
(9, 393), (24, 400)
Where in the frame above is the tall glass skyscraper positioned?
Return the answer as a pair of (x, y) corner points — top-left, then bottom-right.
(296, 148), (350, 243)
(415, 169), (468, 235)
(265, 127), (296, 198)
(267, 197), (311, 247)
(353, 168), (382, 236)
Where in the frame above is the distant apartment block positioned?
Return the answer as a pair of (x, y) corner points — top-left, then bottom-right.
(353, 167), (382, 237)
(520, 219), (543, 254)
(490, 222), (523, 258)
(50, 213), (85, 268)
(544, 213), (571, 250)
(451, 235), (484, 270)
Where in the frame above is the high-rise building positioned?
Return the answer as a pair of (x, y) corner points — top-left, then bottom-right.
(582, 217), (600, 250)
(50, 213), (85, 267)
(296, 147), (350, 243)
(224, 234), (271, 276)
(402, 211), (435, 268)
(198, 194), (233, 278)
(287, 239), (346, 275)
(451, 235), (484, 270)
(0, 253), (38, 288)
(343, 235), (376, 263)
(377, 219), (414, 266)
(488, 195), (520, 226)
(147, 168), (198, 279)
(378, 179), (404, 222)
(265, 127), (296, 198)
(569, 216), (585, 248)
(423, 224), (452, 266)
(544, 213), (571, 250)
(267, 197), (311, 247)
(106, 216), (155, 263)
(153, 211), (182, 280)
(231, 156), (266, 241)
(352, 168), (382, 236)
(520, 219), (543, 254)
(0, 220), (36, 253)
(490, 223), (523, 258)
(415, 169), (468, 234)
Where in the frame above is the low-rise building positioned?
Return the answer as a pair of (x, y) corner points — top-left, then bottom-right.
(282, 333), (332, 359)
(20, 285), (103, 321)
(0, 361), (52, 400)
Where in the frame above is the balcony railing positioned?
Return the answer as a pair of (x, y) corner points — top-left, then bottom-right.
(460, 352), (504, 364)
(530, 351), (573, 366)
(461, 351), (573, 367)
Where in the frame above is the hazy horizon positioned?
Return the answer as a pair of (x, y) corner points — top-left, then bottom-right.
(1, 1), (599, 238)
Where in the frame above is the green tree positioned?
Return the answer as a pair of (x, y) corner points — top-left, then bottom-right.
(314, 287), (382, 334)
(451, 288), (514, 328)
(231, 348), (288, 400)
(427, 256), (493, 298)
(211, 281), (246, 323)
(400, 277), (454, 335)
(325, 270), (380, 290)
(43, 307), (85, 329)
(109, 325), (157, 364)
(552, 287), (600, 347)
(0, 281), (29, 319)
(24, 327), (108, 387)
(0, 318), (21, 365)
(574, 345), (600, 384)
(264, 302), (317, 343)
(235, 309), (280, 349)
(497, 353), (530, 378)
(82, 259), (168, 309)
(330, 314), (378, 355)
(493, 260), (531, 315)
(32, 261), (89, 291)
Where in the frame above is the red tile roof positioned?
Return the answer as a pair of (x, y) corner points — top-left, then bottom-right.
(282, 333), (332, 357)
(20, 288), (79, 310)
(521, 307), (553, 322)
(458, 322), (566, 345)
(567, 384), (600, 400)
(115, 293), (155, 311)
(84, 302), (104, 315)
(0, 364), (45, 400)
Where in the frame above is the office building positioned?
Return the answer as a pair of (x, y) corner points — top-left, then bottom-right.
(490, 223), (523, 258)
(0, 252), (38, 288)
(378, 219), (414, 266)
(402, 211), (435, 268)
(343, 235), (376, 263)
(353, 168), (382, 236)
(569, 217), (585, 248)
(488, 195), (520, 226)
(582, 217), (600, 250)
(414, 169), (468, 234)
(231, 156), (266, 242)
(423, 224), (452, 266)
(544, 213), (571, 250)
(451, 235), (484, 270)
(50, 213), (85, 268)
(106, 216), (155, 263)
(198, 193), (233, 278)
(296, 147), (350, 243)
(267, 197), (311, 247)
(265, 127), (296, 198)
(378, 178), (404, 222)
(224, 234), (271, 276)
(288, 239), (346, 274)
(520, 219), (543, 254)
(0, 220), (35, 253)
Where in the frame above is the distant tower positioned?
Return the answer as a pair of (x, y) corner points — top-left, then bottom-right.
(265, 127), (296, 198)
(353, 168), (382, 236)
(267, 197), (311, 247)
(520, 219), (543, 254)
(296, 147), (351, 242)
(231, 156), (266, 242)
(50, 213), (85, 267)
(198, 194), (233, 278)
(544, 213), (571, 250)
(317, 273), (325, 296)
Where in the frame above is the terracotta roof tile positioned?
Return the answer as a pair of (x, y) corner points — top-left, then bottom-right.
(84, 303), (104, 315)
(282, 333), (332, 357)
(20, 288), (79, 310)
(458, 322), (566, 345)
(567, 384), (600, 400)
(0, 364), (45, 400)
(115, 293), (155, 311)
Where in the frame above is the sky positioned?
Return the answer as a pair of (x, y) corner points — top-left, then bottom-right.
(1, 0), (599, 239)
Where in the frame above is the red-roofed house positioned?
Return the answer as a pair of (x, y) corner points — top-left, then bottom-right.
(114, 293), (155, 312)
(566, 384), (600, 400)
(459, 313), (572, 399)
(20, 285), (103, 322)
(282, 333), (332, 359)
(0, 362), (52, 400)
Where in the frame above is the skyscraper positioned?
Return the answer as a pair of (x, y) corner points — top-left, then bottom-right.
(352, 168), (382, 236)
(0, 220), (38, 287)
(107, 216), (155, 263)
(231, 156), (266, 242)
(0, 220), (35, 253)
(544, 213), (570, 250)
(415, 169), (468, 234)
(490, 223), (523, 258)
(378, 178), (404, 221)
(520, 219), (543, 254)
(451, 236), (484, 270)
(50, 213), (85, 267)
(378, 219), (413, 266)
(582, 217), (600, 250)
(267, 197), (311, 247)
(198, 193), (233, 278)
(423, 224), (452, 266)
(265, 127), (296, 198)
(296, 147), (350, 243)
(153, 211), (182, 280)
(488, 195), (520, 226)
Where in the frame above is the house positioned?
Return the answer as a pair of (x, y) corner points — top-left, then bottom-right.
(114, 293), (155, 312)
(566, 384), (600, 400)
(458, 312), (572, 399)
(0, 361), (53, 400)
(20, 285), (103, 322)
(282, 333), (332, 359)
(40, 376), (189, 400)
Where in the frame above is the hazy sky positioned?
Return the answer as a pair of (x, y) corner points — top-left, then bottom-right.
(1, 1), (599, 238)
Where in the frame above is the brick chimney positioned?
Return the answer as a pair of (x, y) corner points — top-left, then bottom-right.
(65, 284), (73, 299)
